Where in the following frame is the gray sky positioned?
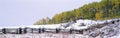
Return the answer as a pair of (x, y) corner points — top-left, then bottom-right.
(0, 0), (101, 26)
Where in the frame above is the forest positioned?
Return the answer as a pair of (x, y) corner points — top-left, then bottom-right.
(34, 0), (120, 25)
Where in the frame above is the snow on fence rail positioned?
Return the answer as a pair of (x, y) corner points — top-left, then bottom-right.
(0, 18), (120, 34)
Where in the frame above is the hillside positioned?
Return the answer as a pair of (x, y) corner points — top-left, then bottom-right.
(34, 0), (120, 25)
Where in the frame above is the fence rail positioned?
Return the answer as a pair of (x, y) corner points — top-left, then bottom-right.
(0, 27), (87, 34)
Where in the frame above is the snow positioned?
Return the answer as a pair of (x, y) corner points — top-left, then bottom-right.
(0, 33), (93, 38)
(29, 24), (61, 29)
(65, 19), (111, 30)
(1, 18), (120, 38)
(0, 19), (112, 30)
(79, 18), (120, 38)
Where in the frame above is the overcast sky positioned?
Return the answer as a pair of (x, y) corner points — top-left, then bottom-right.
(0, 0), (101, 27)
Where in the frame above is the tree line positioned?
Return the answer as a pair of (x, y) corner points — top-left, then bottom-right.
(34, 0), (120, 25)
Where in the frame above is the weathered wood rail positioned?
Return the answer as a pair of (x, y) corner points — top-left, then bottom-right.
(0, 27), (86, 34)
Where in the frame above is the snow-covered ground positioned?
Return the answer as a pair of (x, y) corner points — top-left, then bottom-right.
(0, 33), (93, 38)
(80, 18), (120, 38)
(0, 18), (120, 38)
(0, 19), (114, 30)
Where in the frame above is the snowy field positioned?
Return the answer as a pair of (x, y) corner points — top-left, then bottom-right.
(0, 18), (120, 38)
(0, 33), (93, 38)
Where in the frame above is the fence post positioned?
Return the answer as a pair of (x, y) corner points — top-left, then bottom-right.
(24, 28), (27, 34)
(38, 28), (41, 33)
(56, 28), (60, 33)
(69, 28), (72, 34)
(42, 28), (45, 33)
(18, 28), (22, 34)
(2, 28), (6, 34)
